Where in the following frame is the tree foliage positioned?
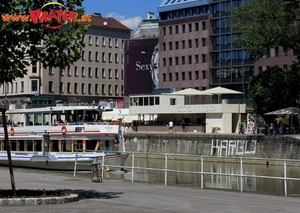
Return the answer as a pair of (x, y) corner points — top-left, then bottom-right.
(229, 0), (300, 60)
(248, 65), (300, 115)
(0, 0), (89, 84)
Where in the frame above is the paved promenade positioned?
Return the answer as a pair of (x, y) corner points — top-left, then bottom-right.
(0, 167), (298, 213)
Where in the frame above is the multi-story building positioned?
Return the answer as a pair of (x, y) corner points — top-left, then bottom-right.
(1, 13), (131, 108)
(157, 0), (297, 103)
(158, 0), (211, 91)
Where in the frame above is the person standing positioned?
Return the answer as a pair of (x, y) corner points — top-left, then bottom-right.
(168, 120), (174, 134)
(181, 120), (186, 133)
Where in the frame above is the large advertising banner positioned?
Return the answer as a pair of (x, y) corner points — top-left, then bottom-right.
(124, 38), (159, 96)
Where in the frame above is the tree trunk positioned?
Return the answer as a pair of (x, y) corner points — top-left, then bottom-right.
(1, 108), (16, 196)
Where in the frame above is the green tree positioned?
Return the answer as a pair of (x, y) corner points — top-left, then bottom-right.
(0, 0), (89, 196)
(248, 65), (300, 115)
(229, 0), (300, 60)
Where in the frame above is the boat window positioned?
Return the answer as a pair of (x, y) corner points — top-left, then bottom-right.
(155, 97), (160, 105)
(26, 114), (34, 126)
(144, 97), (149, 106)
(149, 97), (154, 106)
(138, 97), (143, 106)
(170, 98), (176, 105)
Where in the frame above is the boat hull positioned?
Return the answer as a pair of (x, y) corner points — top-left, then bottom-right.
(0, 151), (129, 171)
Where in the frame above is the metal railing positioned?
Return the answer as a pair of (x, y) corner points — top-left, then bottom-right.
(98, 152), (300, 197)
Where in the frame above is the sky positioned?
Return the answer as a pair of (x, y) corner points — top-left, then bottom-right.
(82, 0), (163, 30)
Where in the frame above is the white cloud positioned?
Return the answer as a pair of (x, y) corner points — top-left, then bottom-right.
(107, 12), (142, 30)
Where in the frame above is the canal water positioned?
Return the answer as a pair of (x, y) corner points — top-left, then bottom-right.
(104, 156), (300, 196)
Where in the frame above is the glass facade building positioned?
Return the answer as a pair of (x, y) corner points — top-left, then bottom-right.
(210, 0), (254, 99)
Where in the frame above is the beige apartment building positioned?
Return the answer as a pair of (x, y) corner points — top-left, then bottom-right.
(0, 14), (131, 109)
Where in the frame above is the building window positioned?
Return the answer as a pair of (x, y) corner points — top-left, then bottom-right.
(275, 47), (279, 56)
(182, 24), (185, 33)
(81, 83), (85, 94)
(32, 63), (37, 73)
(163, 73), (166, 82)
(195, 55), (199, 63)
(188, 39), (192, 48)
(195, 71), (199, 79)
(74, 66), (78, 76)
(60, 82), (63, 93)
(283, 64), (288, 70)
(115, 85), (119, 95)
(175, 41), (179, 49)
(95, 67), (99, 78)
(163, 27), (166, 35)
(74, 83), (78, 93)
(101, 84), (105, 95)
(182, 72), (185, 80)
(121, 69), (124, 80)
(109, 69), (112, 78)
(88, 36), (92, 45)
(169, 57), (172, 66)
(109, 38), (112, 47)
(95, 36), (99, 46)
(21, 81), (24, 92)
(195, 22), (199, 31)
(108, 53), (112, 62)
(169, 26), (172, 34)
(10, 83), (13, 93)
(202, 70), (206, 79)
(49, 67), (53, 75)
(188, 23), (192, 32)
(202, 21), (206, 30)
(163, 42), (166, 51)
(202, 38), (206, 46)
(81, 67), (85, 77)
(95, 52), (99, 61)
(67, 66), (71, 76)
(102, 37), (105, 46)
(115, 53), (118, 63)
(188, 71), (192, 80)
(15, 82), (18, 93)
(195, 38), (199, 47)
(88, 51), (92, 61)
(175, 57), (179, 65)
(182, 56), (185, 65)
(163, 58), (166, 66)
(175, 72), (179, 81)
(88, 83), (92, 94)
(67, 82), (71, 93)
(175, 25), (179, 34)
(48, 81), (53, 92)
(182, 40), (185, 49)
(102, 68), (105, 78)
(188, 55), (192, 64)
(95, 84), (99, 94)
(102, 52), (105, 62)
(81, 51), (85, 60)
(202, 54), (206, 63)
(169, 42), (172, 50)
(30, 80), (38, 92)
(284, 47), (288, 56)
(121, 85), (124, 96)
(170, 98), (176, 105)
(115, 69), (119, 79)
(108, 84), (112, 94)
(169, 73), (172, 81)
(88, 67), (92, 77)
(115, 38), (119, 47)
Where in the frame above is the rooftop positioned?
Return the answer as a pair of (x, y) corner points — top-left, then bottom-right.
(90, 14), (132, 32)
(158, 0), (210, 13)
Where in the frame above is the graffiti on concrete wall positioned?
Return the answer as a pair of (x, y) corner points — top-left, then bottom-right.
(211, 139), (257, 156)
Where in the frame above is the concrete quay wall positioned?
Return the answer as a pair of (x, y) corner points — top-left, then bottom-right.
(123, 133), (300, 159)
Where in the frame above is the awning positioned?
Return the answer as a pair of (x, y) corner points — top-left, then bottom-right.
(101, 112), (116, 120)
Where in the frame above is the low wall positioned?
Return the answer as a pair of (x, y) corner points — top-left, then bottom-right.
(122, 133), (300, 159)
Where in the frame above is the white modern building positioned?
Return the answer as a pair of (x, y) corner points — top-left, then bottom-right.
(128, 94), (246, 133)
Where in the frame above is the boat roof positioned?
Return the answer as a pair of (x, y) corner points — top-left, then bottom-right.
(6, 106), (101, 114)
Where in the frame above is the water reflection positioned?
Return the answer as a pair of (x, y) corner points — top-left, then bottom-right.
(104, 157), (300, 196)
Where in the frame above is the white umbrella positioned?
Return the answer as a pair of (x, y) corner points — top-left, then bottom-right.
(201, 86), (243, 103)
(170, 88), (212, 104)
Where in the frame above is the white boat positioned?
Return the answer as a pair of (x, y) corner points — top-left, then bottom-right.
(0, 105), (128, 171)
